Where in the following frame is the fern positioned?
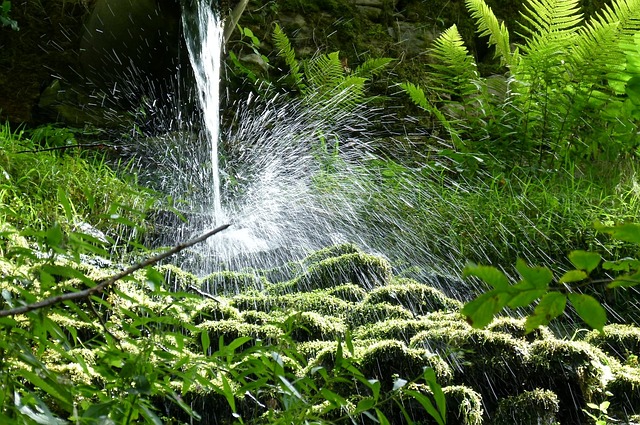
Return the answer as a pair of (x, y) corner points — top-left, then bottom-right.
(465, 0), (515, 67)
(354, 57), (394, 78)
(400, 82), (463, 148)
(272, 23), (304, 90)
(430, 25), (479, 99)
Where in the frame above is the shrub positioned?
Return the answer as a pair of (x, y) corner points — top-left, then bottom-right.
(200, 270), (267, 295)
(344, 302), (414, 328)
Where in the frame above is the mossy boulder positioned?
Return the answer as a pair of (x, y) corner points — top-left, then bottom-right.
(486, 317), (554, 342)
(364, 278), (462, 314)
(200, 270), (267, 295)
(283, 311), (346, 342)
(492, 388), (560, 425)
(584, 324), (640, 363)
(344, 302), (414, 328)
(293, 252), (393, 291)
(358, 340), (453, 391)
(410, 327), (530, 407)
(606, 364), (640, 417)
(528, 339), (616, 423)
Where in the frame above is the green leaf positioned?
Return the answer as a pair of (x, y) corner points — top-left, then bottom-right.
(201, 331), (210, 353)
(602, 258), (640, 272)
(355, 398), (376, 414)
(463, 263), (510, 289)
(525, 292), (567, 332)
(568, 250), (602, 273)
(559, 269), (588, 283)
(608, 271), (640, 288)
(568, 293), (607, 332)
(515, 259), (553, 289)
(506, 282), (546, 308)
(594, 222), (640, 244)
(461, 290), (507, 328)
(625, 76), (640, 106)
(45, 222), (64, 249)
(403, 389), (445, 425)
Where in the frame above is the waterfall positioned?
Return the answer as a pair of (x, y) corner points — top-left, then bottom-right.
(182, 0), (225, 225)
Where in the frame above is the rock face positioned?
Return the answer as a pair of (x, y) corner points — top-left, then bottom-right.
(0, 0), (609, 127)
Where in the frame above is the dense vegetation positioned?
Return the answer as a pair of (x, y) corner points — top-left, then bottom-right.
(1, 0), (640, 423)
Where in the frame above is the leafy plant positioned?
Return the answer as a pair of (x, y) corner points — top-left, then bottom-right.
(402, 0), (640, 165)
(461, 221), (640, 333)
(0, 0), (18, 31)
(272, 23), (393, 111)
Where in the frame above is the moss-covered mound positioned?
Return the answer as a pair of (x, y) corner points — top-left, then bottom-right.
(2, 243), (639, 424)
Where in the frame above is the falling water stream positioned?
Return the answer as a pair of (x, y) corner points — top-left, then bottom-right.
(182, 0), (225, 225)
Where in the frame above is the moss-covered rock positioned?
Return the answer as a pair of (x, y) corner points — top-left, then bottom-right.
(606, 364), (640, 418)
(584, 324), (640, 363)
(283, 311), (346, 342)
(293, 252), (393, 291)
(492, 388), (559, 425)
(189, 298), (242, 325)
(354, 318), (441, 344)
(487, 317), (555, 342)
(200, 270), (267, 295)
(358, 340), (453, 391)
(344, 302), (414, 328)
(528, 339), (617, 423)
(444, 385), (484, 425)
(364, 278), (462, 314)
(410, 327), (530, 408)
(232, 291), (351, 317)
(325, 283), (368, 302)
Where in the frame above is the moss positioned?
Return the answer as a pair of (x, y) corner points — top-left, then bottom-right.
(196, 320), (283, 348)
(325, 283), (367, 302)
(410, 327), (530, 407)
(241, 310), (274, 325)
(293, 252), (392, 291)
(358, 340), (453, 391)
(283, 311), (346, 342)
(493, 388), (560, 425)
(344, 302), (414, 329)
(606, 364), (640, 418)
(584, 324), (640, 363)
(259, 261), (304, 284)
(200, 271), (267, 295)
(443, 385), (484, 425)
(157, 264), (200, 291)
(189, 299), (241, 325)
(354, 318), (438, 344)
(528, 339), (617, 423)
(301, 242), (361, 266)
(364, 278), (462, 314)
(487, 317), (555, 342)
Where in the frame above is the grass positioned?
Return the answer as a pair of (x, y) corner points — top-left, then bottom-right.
(360, 155), (640, 278)
(0, 122), (159, 248)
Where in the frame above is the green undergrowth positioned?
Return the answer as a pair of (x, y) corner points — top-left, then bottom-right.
(363, 159), (640, 276)
(0, 123), (158, 248)
(1, 238), (639, 424)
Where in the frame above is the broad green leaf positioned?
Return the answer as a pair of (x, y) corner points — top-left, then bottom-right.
(602, 258), (640, 272)
(201, 331), (210, 353)
(525, 292), (567, 332)
(559, 270), (588, 284)
(376, 408), (391, 425)
(506, 282), (546, 309)
(608, 271), (640, 288)
(626, 76), (640, 106)
(45, 222), (64, 248)
(515, 259), (553, 289)
(594, 222), (640, 244)
(423, 368), (446, 421)
(461, 290), (506, 328)
(568, 293), (607, 332)
(568, 251), (602, 273)
(355, 398), (376, 413)
(463, 263), (510, 289)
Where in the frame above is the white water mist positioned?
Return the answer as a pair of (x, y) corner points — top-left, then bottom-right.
(183, 0), (225, 225)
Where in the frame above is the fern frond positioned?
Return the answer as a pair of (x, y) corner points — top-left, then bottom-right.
(353, 57), (394, 78)
(430, 25), (479, 98)
(517, 0), (582, 56)
(400, 82), (463, 147)
(465, 0), (514, 67)
(575, 0), (640, 73)
(272, 23), (304, 90)
(304, 51), (346, 95)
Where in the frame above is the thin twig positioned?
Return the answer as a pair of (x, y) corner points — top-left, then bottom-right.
(0, 223), (231, 317)
(16, 143), (118, 154)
